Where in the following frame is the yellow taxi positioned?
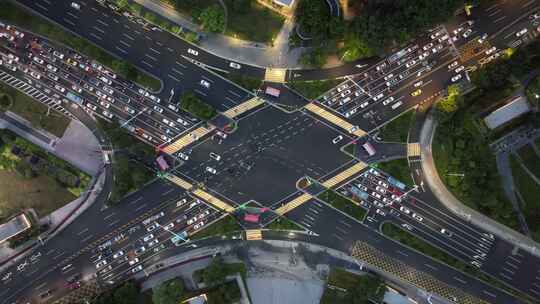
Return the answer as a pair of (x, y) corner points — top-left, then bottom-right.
(411, 89), (422, 97)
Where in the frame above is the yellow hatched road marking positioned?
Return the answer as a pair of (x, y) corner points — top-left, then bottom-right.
(162, 125), (215, 154)
(350, 242), (489, 304)
(275, 193), (313, 215)
(322, 162), (367, 189)
(223, 97), (265, 118)
(192, 189), (236, 213)
(245, 229), (263, 240)
(166, 174), (193, 190)
(264, 68), (287, 83)
(407, 142), (421, 157)
(304, 103), (366, 137)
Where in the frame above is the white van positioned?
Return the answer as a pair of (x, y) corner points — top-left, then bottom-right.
(391, 101), (403, 109)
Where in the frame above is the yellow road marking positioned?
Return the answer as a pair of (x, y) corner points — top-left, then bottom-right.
(223, 97), (265, 118)
(275, 193), (313, 215)
(321, 162), (367, 189)
(162, 125), (215, 154)
(304, 103), (367, 137)
(264, 68), (287, 83)
(245, 229), (263, 240)
(407, 142), (421, 157)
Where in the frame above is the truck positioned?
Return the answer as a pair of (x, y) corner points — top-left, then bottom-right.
(66, 91), (83, 105)
(362, 142), (376, 156)
(388, 176), (406, 191)
(349, 185), (369, 200)
(156, 155), (169, 171)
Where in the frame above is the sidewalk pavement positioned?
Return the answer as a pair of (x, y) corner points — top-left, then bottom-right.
(419, 108), (540, 258)
(132, 0), (305, 68)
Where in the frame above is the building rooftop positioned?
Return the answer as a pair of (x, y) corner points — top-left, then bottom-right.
(484, 96), (531, 129)
(0, 213), (32, 244)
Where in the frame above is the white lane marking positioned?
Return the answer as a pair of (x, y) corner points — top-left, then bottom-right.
(194, 89), (207, 96)
(167, 47), (174, 52)
(228, 90), (241, 97)
(482, 290), (496, 297)
(493, 16), (506, 23)
(34, 282), (48, 290)
(149, 47), (161, 55)
(119, 40), (131, 48)
(36, 3), (48, 11)
(77, 228), (89, 235)
(201, 75), (213, 83)
(91, 7), (98, 12)
(92, 26), (105, 34)
(453, 276), (467, 284)
(52, 252), (65, 260)
(300, 220), (311, 227)
(81, 234), (93, 243)
(162, 189), (174, 196)
(129, 197), (143, 205)
(41, 0), (51, 4)
(225, 96), (237, 104)
(145, 54), (157, 62)
(156, 41), (163, 46)
(123, 33), (135, 41)
(135, 203), (148, 211)
(523, 0), (536, 8)
(332, 233), (343, 240)
(339, 220), (351, 227)
(66, 12), (78, 19)
(424, 263), (438, 271)
(115, 46), (128, 54)
(175, 61), (186, 68)
(103, 213), (116, 221)
(145, 35), (152, 41)
(168, 74), (180, 82)
(96, 19), (109, 27)
(108, 219), (120, 227)
(141, 61), (153, 68)
(63, 18), (75, 26)
(397, 250), (408, 257)
(171, 67), (183, 75)
(90, 33), (102, 40)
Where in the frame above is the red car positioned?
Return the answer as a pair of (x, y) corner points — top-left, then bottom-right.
(66, 281), (81, 290)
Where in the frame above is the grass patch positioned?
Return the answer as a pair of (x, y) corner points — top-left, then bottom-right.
(221, 73), (262, 92)
(510, 156), (540, 242)
(378, 110), (415, 143)
(224, 0), (285, 43)
(0, 83), (70, 138)
(320, 268), (385, 304)
(97, 120), (155, 204)
(0, 1), (160, 91)
(376, 159), (414, 187)
(318, 190), (366, 221)
(288, 79), (342, 100)
(192, 215), (242, 240)
(516, 144), (540, 179)
(433, 109), (519, 230)
(535, 137), (540, 149)
(381, 222), (533, 303)
(266, 216), (302, 230)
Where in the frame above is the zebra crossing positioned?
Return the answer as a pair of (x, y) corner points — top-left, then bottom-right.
(0, 70), (73, 118)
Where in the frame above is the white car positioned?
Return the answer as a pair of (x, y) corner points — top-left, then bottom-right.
(48, 74), (59, 81)
(148, 239), (159, 247)
(448, 61), (458, 69)
(99, 76), (112, 85)
(485, 46), (497, 55)
(100, 101), (110, 108)
(441, 229), (453, 237)
(128, 258), (139, 266)
(200, 80), (210, 88)
(46, 64), (57, 72)
(229, 62), (241, 69)
(153, 105), (163, 113)
(103, 86), (114, 95)
(373, 92), (384, 101)
(516, 28), (528, 37)
(187, 48), (198, 56)
(412, 213), (423, 222)
(453, 27), (464, 35)
(113, 251), (124, 259)
(32, 57), (44, 64)
(206, 166), (217, 174)
(462, 29), (472, 38)
(359, 101), (369, 108)
(194, 221), (205, 230)
(125, 107), (135, 114)
(418, 51), (429, 60)
(138, 88), (149, 97)
(414, 81), (423, 88)
(149, 95), (161, 103)
(102, 111), (114, 119)
(382, 97), (394, 105)
(30, 71), (41, 79)
(477, 33), (488, 43)
(399, 206), (411, 214)
(332, 135), (343, 144)
(53, 51), (64, 59)
(178, 152), (189, 161)
(95, 260), (107, 269)
(422, 43), (433, 51)
(209, 152), (221, 161)
(405, 60), (416, 68)
(163, 222), (174, 230)
(142, 234), (154, 242)
(87, 103), (97, 111)
(54, 85), (65, 93)
(371, 191), (381, 199)
(146, 223), (158, 232)
(454, 66), (465, 73)
(131, 265), (143, 273)
(451, 74), (462, 82)
(71, 2), (81, 9)
(71, 85), (82, 93)
(383, 73), (394, 81)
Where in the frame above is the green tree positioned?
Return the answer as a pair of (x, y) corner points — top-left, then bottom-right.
(115, 0), (128, 9)
(437, 84), (463, 114)
(300, 47), (327, 67)
(144, 12), (158, 24)
(203, 257), (227, 286)
(180, 92), (216, 120)
(152, 278), (185, 304)
(199, 5), (225, 33)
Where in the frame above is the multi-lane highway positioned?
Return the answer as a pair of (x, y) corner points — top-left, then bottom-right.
(0, 0), (540, 303)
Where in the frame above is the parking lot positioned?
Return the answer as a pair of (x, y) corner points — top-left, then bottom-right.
(172, 106), (354, 207)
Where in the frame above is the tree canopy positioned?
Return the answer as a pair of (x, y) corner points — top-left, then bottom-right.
(180, 92), (217, 121)
(199, 5), (225, 33)
(202, 257), (228, 286)
(152, 278), (185, 304)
